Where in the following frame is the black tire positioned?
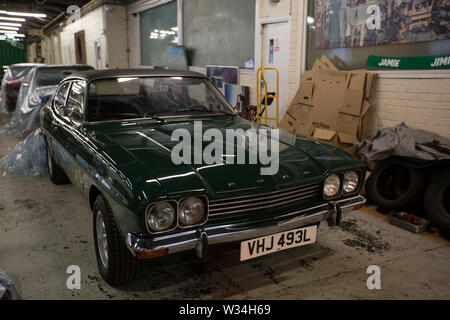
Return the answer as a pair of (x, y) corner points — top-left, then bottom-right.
(93, 194), (140, 286)
(46, 139), (70, 185)
(6, 101), (15, 113)
(366, 157), (426, 210)
(424, 169), (450, 237)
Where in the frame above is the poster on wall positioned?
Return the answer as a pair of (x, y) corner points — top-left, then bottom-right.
(314, 0), (450, 49)
(206, 66), (239, 85)
(224, 84), (250, 116)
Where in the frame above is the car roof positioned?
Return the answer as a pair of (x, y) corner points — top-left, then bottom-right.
(32, 64), (94, 71)
(64, 68), (208, 81)
(9, 63), (44, 68)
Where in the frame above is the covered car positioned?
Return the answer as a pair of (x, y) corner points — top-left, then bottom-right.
(40, 69), (366, 286)
(1, 64), (94, 137)
(0, 63), (41, 112)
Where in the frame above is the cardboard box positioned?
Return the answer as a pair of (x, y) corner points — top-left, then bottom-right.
(364, 73), (377, 98)
(279, 112), (296, 132)
(279, 55), (374, 153)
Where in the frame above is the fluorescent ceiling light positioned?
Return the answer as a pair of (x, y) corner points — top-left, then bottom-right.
(0, 22), (22, 27)
(0, 30), (17, 34)
(0, 16), (25, 22)
(0, 26), (19, 31)
(0, 10), (46, 18)
(8, 33), (25, 38)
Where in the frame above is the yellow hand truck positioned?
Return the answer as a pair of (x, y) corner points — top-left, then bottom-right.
(256, 67), (279, 128)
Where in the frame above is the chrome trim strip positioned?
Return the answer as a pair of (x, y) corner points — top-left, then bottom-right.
(127, 195), (366, 256)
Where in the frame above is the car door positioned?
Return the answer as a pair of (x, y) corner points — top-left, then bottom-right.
(57, 80), (88, 187)
(47, 80), (71, 168)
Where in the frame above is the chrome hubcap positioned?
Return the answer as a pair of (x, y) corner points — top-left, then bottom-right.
(96, 211), (109, 269)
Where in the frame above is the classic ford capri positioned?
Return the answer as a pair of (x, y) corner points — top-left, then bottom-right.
(40, 69), (365, 286)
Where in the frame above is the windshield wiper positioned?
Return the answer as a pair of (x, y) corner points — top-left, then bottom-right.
(172, 106), (233, 115)
(93, 112), (165, 122)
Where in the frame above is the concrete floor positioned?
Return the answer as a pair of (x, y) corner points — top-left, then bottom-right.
(0, 113), (449, 300)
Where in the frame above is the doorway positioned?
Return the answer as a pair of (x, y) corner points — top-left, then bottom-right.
(74, 30), (87, 65)
(261, 20), (290, 128)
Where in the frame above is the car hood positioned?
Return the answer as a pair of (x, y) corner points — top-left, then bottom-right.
(86, 116), (362, 198)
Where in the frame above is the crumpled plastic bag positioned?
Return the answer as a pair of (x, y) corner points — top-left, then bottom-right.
(357, 122), (450, 169)
(0, 269), (21, 300)
(0, 128), (47, 177)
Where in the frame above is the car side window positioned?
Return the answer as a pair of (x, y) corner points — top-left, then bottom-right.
(66, 80), (85, 124)
(53, 82), (71, 111)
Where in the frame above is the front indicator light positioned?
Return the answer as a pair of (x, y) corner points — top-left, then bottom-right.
(136, 248), (168, 260)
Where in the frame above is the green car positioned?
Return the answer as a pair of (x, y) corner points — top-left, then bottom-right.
(40, 69), (366, 286)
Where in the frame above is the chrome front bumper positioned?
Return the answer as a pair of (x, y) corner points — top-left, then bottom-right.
(126, 195), (366, 258)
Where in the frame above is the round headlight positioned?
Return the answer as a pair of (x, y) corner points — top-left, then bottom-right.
(343, 171), (359, 193)
(323, 174), (341, 198)
(179, 197), (205, 227)
(146, 202), (176, 232)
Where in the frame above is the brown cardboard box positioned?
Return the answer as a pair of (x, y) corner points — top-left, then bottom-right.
(279, 55), (374, 153)
(279, 112), (296, 132)
(364, 73), (377, 98)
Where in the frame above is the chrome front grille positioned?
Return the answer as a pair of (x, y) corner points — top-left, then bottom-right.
(208, 183), (322, 217)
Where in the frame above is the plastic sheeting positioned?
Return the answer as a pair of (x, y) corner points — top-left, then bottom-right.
(0, 128), (47, 177)
(0, 73), (8, 114)
(0, 68), (57, 137)
(0, 269), (21, 300)
(357, 122), (450, 169)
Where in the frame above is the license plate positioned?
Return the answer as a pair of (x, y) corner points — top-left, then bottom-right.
(240, 226), (317, 261)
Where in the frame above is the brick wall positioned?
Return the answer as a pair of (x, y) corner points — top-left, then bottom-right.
(367, 75), (450, 139)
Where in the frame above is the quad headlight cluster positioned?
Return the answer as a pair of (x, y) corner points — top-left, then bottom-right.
(146, 197), (208, 233)
(323, 171), (360, 198)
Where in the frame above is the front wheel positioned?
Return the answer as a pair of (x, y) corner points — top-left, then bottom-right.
(93, 194), (140, 286)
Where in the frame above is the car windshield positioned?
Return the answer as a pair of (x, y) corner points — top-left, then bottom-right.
(86, 76), (236, 122)
(36, 67), (92, 87)
(9, 66), (33, 79)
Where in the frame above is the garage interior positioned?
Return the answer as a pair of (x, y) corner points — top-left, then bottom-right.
(0, 0), (449, 300)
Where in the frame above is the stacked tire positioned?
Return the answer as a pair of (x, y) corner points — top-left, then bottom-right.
(366, 157), (450, 238)
(424, 169), (450, 238)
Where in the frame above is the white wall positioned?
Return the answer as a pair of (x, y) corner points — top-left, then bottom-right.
(104, 5), (128, 68)
(59, 6), (106, 68)
(41, 4), (127, 69)
(367, 74), (450, 139)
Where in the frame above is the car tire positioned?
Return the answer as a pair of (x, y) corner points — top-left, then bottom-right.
(424, 169), (450, 237)
(93, 194), (140, 286)
(6, 101), (15, 113)
(46, 140), (70, 185)
(366, 157), (426, 210)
